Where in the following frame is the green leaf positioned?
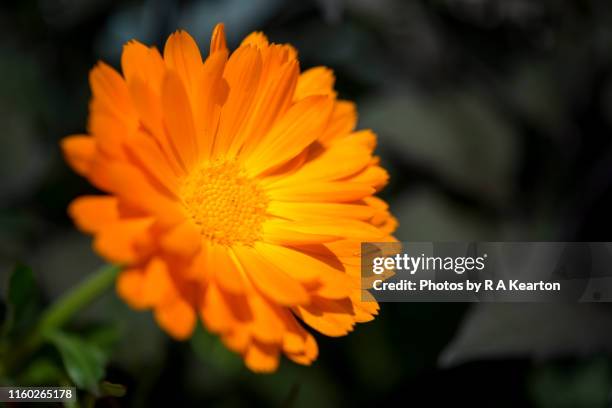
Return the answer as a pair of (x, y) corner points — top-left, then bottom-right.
(361, 90), (518, 204)
(189, 322), (243, 391)
(529, 358), (612, 408)
(46, 330), (106, 393)
(99, 381), (126, 397)
(8, 264), (35, 307)
(5, 264), (41, 336)
(439, 304), (612, 367)
(191, 323), (242, 372)
(17, 357), (65, 385)
(281, 383), (301, 408)
(392, 188), (497, 241)
(0, 301), (6, 330)
(83, 324), (121, 358)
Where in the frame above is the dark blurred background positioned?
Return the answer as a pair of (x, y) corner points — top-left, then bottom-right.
(3, 0), (612, 407)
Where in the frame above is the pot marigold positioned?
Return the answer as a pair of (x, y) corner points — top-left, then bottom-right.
(61, 23), (397, 372)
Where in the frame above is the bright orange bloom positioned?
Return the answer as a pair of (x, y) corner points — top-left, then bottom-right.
(61, 24), (397, 372)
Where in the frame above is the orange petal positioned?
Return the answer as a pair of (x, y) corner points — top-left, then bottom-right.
(207, 243), (246, 295)
(312, 239), (363, 259)
(303, 332), (319, 360)
(162, 70), (199, 170)
(247, 293), (285, 343)
(266, 201), (375, 222)
(61, 135), (96, 176)
(253, 243), (320, 281)
(121, 40), (164, 89)
(116, 268), (150, 310)
(83, 155), (116, 192)
(160, 221), (202, 258)
(233, 246), (309, 306)
(213, 45), (262, 156)
(240, 31), (269, 49)
(184, 246), (212, 283)
(286, 219), (379, 239)
(254, 243), (354, 298)
(244, 95), (333, 176)
(230, 59), (298, 156)
(221, 329), (250, 353)
(128, 78), (184, 175)
(200, 282), (233, 333)
(101, 161), (183, 226)
(142, 257), (175, 305)
(244, 341), (280, 373)
(125, 130), (181, 195)
(87, 112), (130, 159)
(154, 296), (196, 340)
(267, 181), (375, 202)
(163, 30), (203, 96)
(275, 219), (384, 240)
(89, 62), (137, 127)
(295, 297), (356, 337)
(201, 282), (251, 333)
(259, 44), (297, 85)
(286, 332), (318, 365)
(195, 50), (228, 159)
(264, 143), (371, 187)
(350, 292), (380, 323)
(320, 100), (357, 144)
(210, 23), (227, 54)
(93, 218), (154, 264)
(338, 129), (377, 150)
(261, 220), (339, 245)
(69, 195), (119, 234)
(346, 165), (389, 190)
(279, 311), (308, 354)
(295, 66), (335, 99)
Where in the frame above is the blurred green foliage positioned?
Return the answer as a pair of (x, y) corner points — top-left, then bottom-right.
(6, 264), (42, 337)
(530, 358), (612, 408)
(1, 265), (125, 405)
(46, 330), (106, 392)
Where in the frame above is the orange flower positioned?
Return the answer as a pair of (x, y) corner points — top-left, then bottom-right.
(61, 24), (397, 372)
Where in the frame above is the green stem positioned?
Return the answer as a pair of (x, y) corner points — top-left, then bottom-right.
(2, 265), (120, 375)
(37, 264), (120, 334)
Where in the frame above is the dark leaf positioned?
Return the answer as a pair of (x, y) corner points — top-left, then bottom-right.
(189, 322), (243, 391)
(281, 382), (301, 408)
(361, 91), (518, 204)
(6, 264), (41, 335)
(529, 358), (612, 408)
(100, 381), (126, 397)
(439, 304), (612, 367)
(0, 300), (6, 330)
(46, 330), (106, 393)
(83, 324), (121, 359)
(17, 357), (65, 386)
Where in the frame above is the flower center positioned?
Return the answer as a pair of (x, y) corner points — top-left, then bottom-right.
(180, 158), (268, 246)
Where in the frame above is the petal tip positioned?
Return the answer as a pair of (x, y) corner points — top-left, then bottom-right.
(210, 23), (227, 54)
